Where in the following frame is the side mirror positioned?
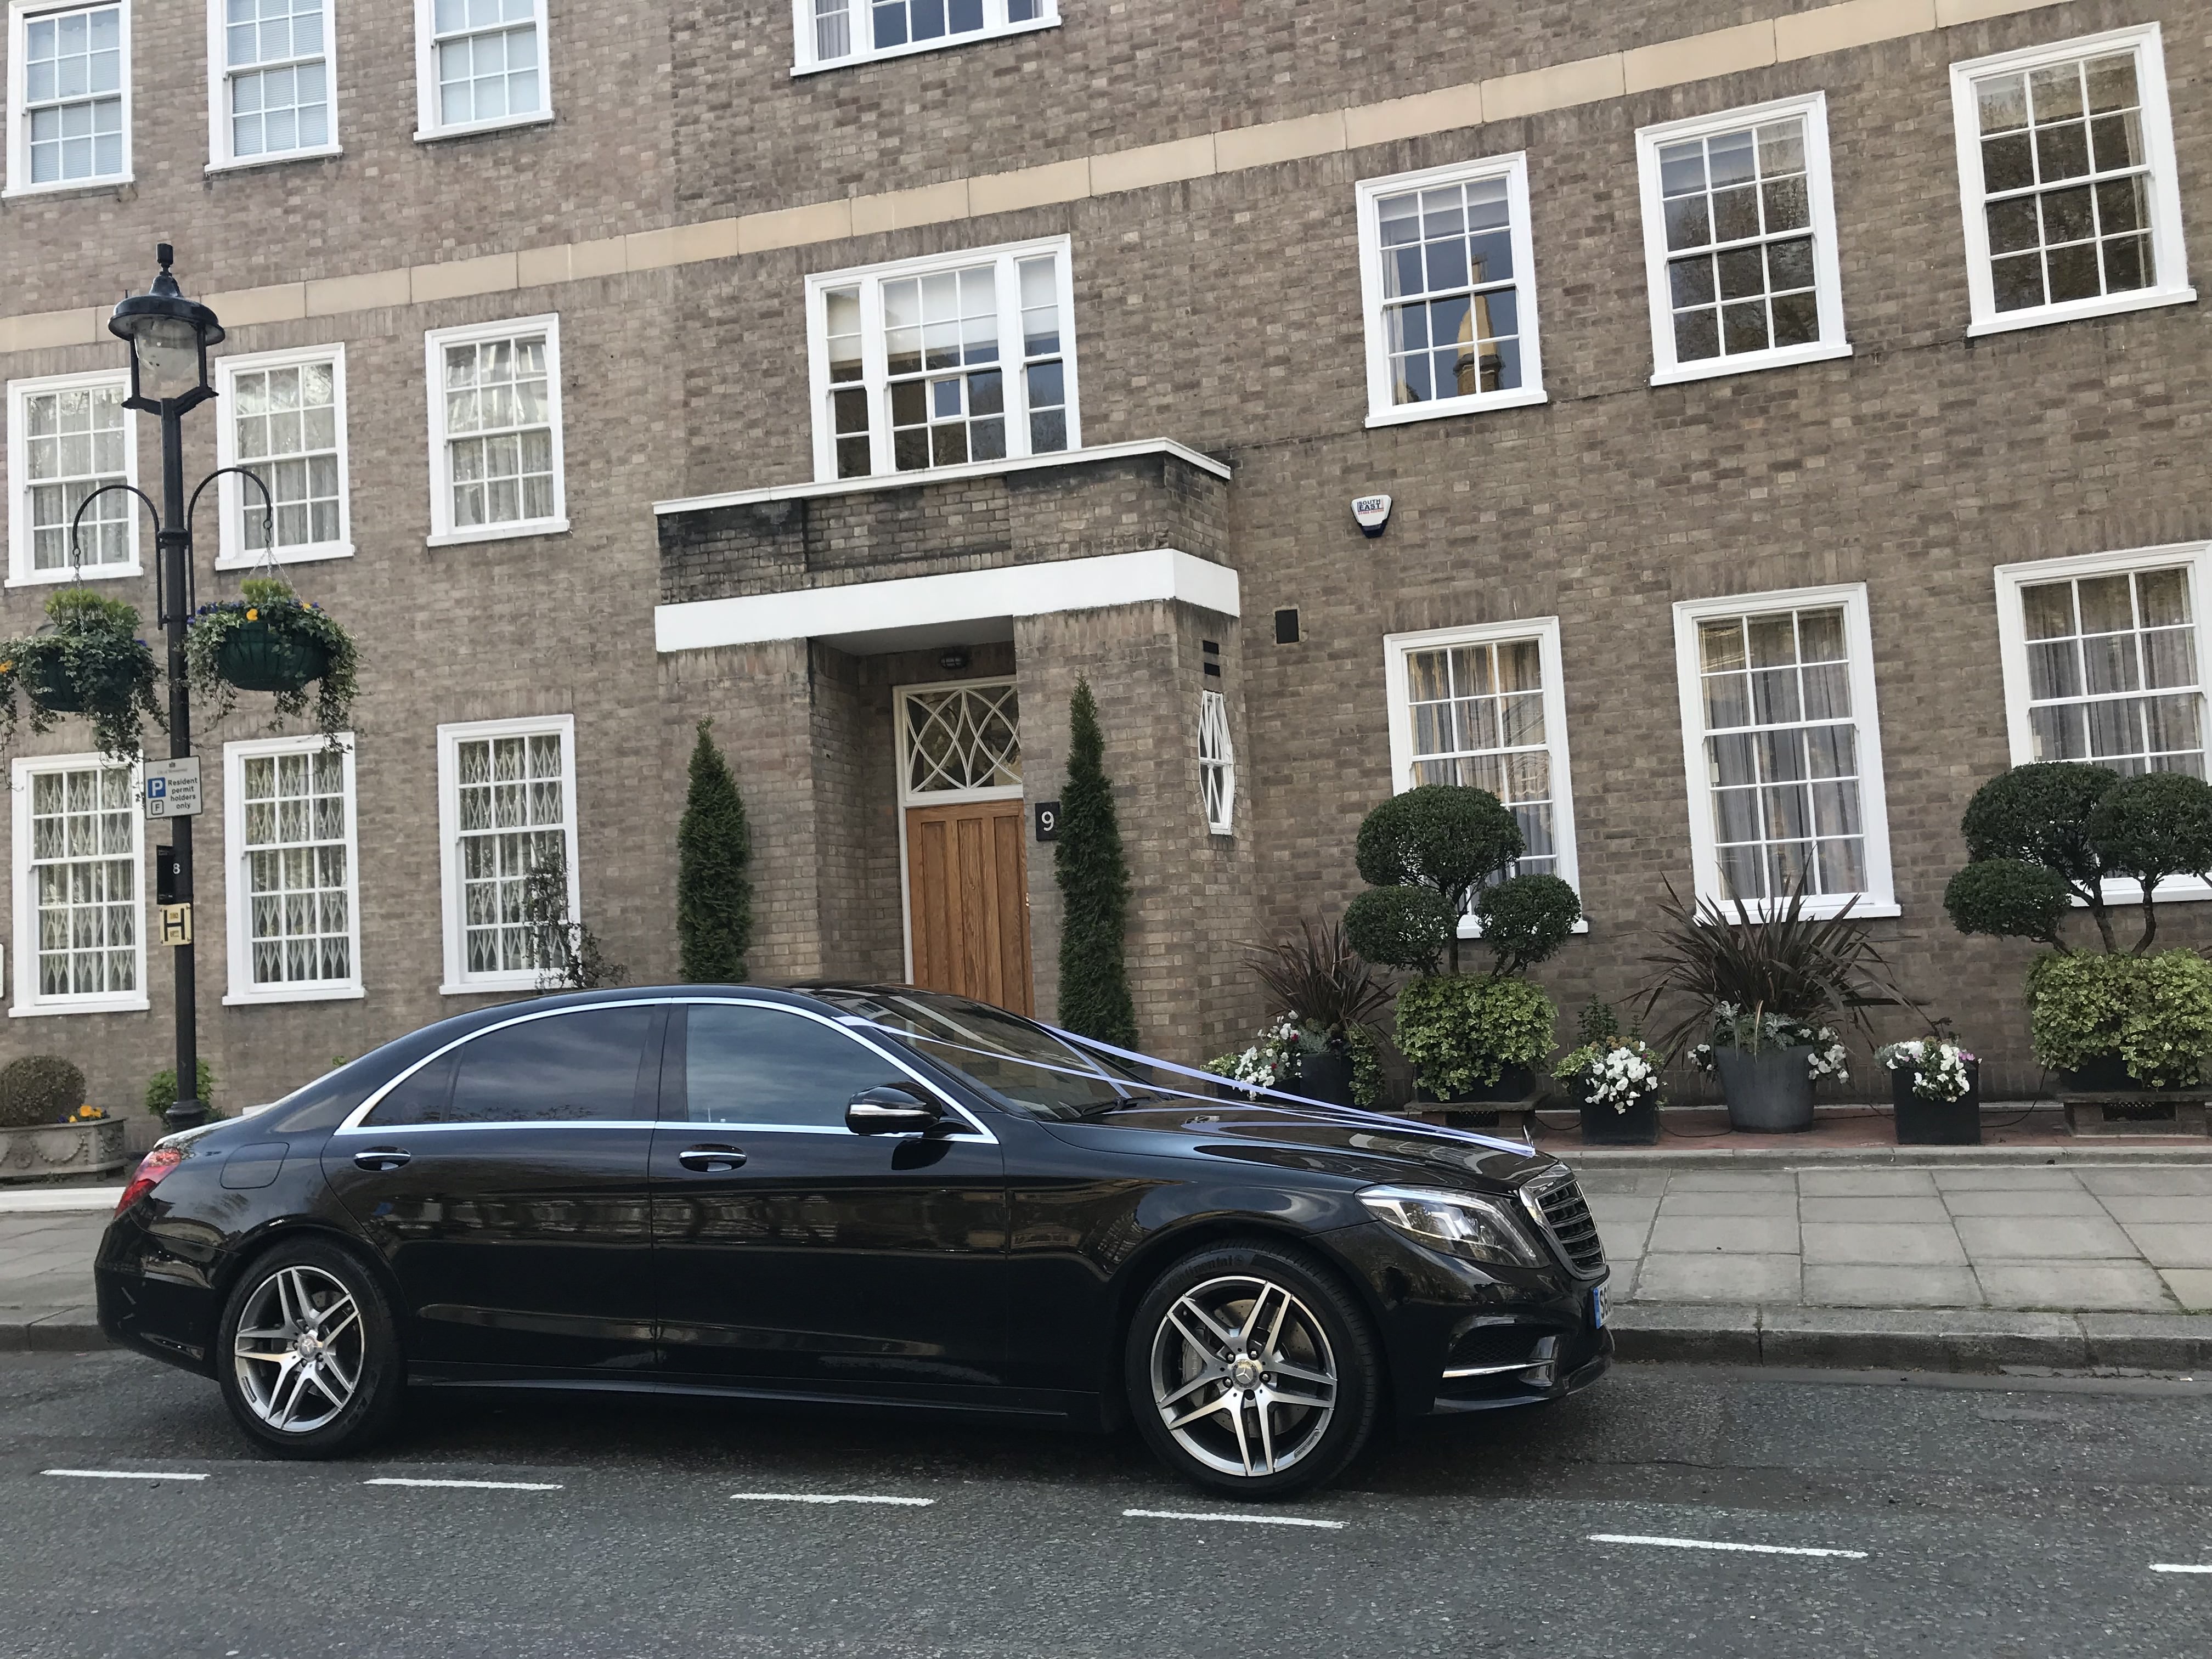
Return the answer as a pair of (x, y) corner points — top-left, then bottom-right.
(846, 1086), (948, 1136)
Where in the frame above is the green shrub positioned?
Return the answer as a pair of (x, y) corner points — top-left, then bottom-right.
(182, 577), (359, 746)
(145, 1059), (217, 1119)
(1355, 786), (1522, 931)
(2085, 770), (2212, 892)
(1961, 761), (2118, 880)
(1472, 872), (1582, 975)
(678, 720), (752, 983)
(1394, 973), (1556, 1096)
(1944, 857), (2069, 945)
(1054, 679), (1137, 1046)
(1576, 1000), (1621, 1043)
(0, 1055), (88, 1128)
(2024, 950), (2212, 1087)
(0, 587), (163, 760)
(1343, 885), (1456, 974)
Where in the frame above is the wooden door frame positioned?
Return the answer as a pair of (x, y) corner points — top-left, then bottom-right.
(892, 677), (1024, 986)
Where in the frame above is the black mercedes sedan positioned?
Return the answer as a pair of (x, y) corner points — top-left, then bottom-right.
(98, 984), (1610, 1497)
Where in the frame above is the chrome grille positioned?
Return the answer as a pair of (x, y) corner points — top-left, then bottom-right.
(1523, 1169), (1606, 1279)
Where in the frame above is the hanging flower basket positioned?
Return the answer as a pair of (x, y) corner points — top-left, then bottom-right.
(0, 588), (163, 760)
(185, 577), (358, 746)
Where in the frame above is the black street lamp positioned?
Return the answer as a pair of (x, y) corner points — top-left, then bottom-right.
(109, 246), (225, 1132)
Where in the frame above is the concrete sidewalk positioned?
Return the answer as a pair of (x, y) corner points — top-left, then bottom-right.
(6, 1161), (2209, 1368)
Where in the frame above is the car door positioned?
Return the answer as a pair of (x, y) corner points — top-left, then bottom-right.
(322, 1001), (664, 1375)
(650, 999), (1011, 1400)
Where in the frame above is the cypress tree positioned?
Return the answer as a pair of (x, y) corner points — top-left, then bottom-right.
(678, 720), (753, 983)
(1054, 679), (1138, 1046)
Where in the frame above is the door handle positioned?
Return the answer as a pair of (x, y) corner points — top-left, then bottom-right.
(353, 1148), (410, 1172)
(678, 1145), (747, 1172)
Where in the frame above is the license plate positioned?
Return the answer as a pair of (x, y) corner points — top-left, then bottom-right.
(1591, 1286), (1606, 1328)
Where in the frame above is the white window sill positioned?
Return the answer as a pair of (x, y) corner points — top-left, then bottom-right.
(2, 174), (133, 201)
(215, 543), (354, 572)
(1650, 340), (1853, 387)
(442, 975), (545, 996)
(1689, 898), (1901, 922)
(6, 563), (142, 589)
(426, 518), (569, 550)
(2086, 877), (2212, 906)
(414, 111), (555, 145)
(1364, 386), (1549, 430)
(223, 984), (365, 1007)
(1458, 916), (1593, 939)
(205, 145), (343, 176)
(1967, 285), (2196, 338)
(793, 16), (1059, 76)
(10, 996), (149, 1018)
(661, 439), (1229, 515)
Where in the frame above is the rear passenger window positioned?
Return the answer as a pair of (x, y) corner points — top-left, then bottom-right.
(682, 1004), (912, 1128)
(364, 1006), (658, 1126)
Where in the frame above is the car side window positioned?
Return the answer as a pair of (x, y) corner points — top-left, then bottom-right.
(681, 1003), (914, 1128)
(364, 1006), (658, 1126)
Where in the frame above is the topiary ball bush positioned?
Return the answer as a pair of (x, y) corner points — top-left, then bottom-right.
(1472, 872), (1582, 972)
(2083, 769), (2212, 884)
(0, 1054), (88, 1128)
(1944, 857), (2070, 943)
(1344, 884), (1457, 974)
(1353, 785), (1523, 917)
(1960, 761), (2119, 884)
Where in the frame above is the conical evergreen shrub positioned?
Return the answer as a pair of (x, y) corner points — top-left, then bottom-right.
(679, 720), (753, 983)
(1054, 679), (1137, 1046)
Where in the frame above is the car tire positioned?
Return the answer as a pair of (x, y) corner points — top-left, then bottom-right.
(216, 1237), (405, 1460)
(1125, 1239), (1381, 1499)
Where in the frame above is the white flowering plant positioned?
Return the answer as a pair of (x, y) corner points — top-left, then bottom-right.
(1553, 1036), (1664, 1114)
(1205, 1018), (1383, 1106)
(1688, 1002), (1851, 1086)
(1876, 1037), (1978, 1104)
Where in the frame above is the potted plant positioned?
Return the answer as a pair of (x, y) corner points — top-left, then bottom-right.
(1342, 784), (1581, 1109)
(1554, 1001), (1664, 1145)
(0, 1055), (127, 1185)
(1640, 882), (1901, 1133)
(145, 1058), (217, 1120)
(184, 577), (359, 746)
(1877, 1030), (1982, 1146)
(1944, 763), (2212, 1090)
(0, 587), (163, 759)
(1241, 917), (1390, 1107)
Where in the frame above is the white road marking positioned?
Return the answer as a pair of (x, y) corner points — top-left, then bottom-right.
(363, 1477), (563, 1491)
(44, 1468), (208, 1482)
(2151, 1564), (2212, 1574)
(730, 1492), (935, 1506)
(1123, 1508), (1345, 1530)
(1588, 1532), (1867, 1559)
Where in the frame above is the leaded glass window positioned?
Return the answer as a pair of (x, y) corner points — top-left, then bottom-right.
(241, 747), (352, 986)
(1199, 690), (1234, 834)
(455, 730), (568, 976)
(2019, 566), (2203, 776)
(442, 331), (555, 530)
(29, 764), (137, 999)
(902, 685), (1020, 797)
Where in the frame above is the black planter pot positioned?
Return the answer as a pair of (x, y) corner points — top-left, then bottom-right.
(218, 622), (330, 694)
(1712, 1045), (1816, 1132)
(1891, 1064), (1982, 1146)
(21, 656), (84, 713)
(1579, 1088), (1660, 1146)
(1288, 1048), (1357, 1108)
(1416, 1063), (1538, 1106)
(2058, 1053), (2198, 1093)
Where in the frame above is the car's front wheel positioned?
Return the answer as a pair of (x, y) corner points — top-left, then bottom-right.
(1126, 1241), (1380, 1498)
(217, 1238), (404, 1459)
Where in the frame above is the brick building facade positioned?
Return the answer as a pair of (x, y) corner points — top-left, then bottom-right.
(0, 0), (2205, 1146)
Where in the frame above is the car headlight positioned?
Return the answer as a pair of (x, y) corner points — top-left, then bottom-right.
(1359, 1184), (1548, 1268)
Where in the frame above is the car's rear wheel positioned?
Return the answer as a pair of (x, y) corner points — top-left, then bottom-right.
(216, 1238), (403, 1459)
(1125, 1241), (1380, 1499)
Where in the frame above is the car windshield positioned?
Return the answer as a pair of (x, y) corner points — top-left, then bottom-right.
(812, 989), (1141, 1120)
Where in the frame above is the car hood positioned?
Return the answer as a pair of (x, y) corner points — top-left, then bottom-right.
(1039, 1097), (1556, 1192)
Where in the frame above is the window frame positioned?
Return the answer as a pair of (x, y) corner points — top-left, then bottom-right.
(213, 342), (353, 569)
(1994, 540), (2212, 906)
(1355, 151), (1547, 430)
(9, 749), (146, 1018)
(221, 731), (363, 1006)
(1635, 91), (1851, 387)
(4, 0), (131, 197)
(5, 367), (140, 588)
(436, 712), (579, 995)
(1198, 688), (1234, 837)
(410, 0), (551, 144)
(421, 312), (568, 548)
(1671, 582), (1898, 922)
(805, 235), (1081, 486)
(789, 0), (1059, 77)
(1949, 22), (2194, 338)
(1382, 617), (1583, 936)
(202, 0), (340, 173)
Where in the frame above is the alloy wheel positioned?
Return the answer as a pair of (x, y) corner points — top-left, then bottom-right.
(232, 1264), (364, 1435)
(1148, 1273), (1338, 1479)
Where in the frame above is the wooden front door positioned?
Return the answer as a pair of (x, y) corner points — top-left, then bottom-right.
(905, 798), (1033, 1015)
